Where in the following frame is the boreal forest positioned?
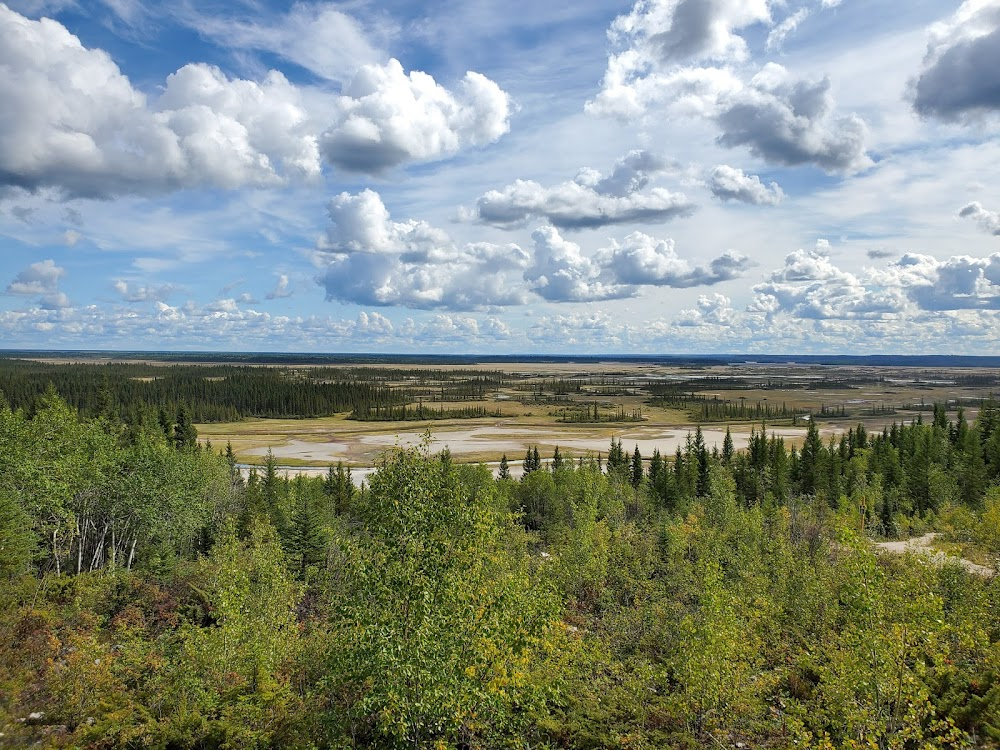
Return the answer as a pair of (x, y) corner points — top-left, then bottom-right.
(2, 367), (1000, 749)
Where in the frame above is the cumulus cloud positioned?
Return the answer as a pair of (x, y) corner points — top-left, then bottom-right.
(715, 64), (871, 172)
(595, 231), (752, 286)
(315, 191), (740, 311)
(321, 189), (450, 256)
(960, 201), (1000, 235)
(474, 150), (695, 229)
(39, 291), (71, 309)
(586, 0), (783, 119)
(751, 246), (1000, 321)
(676, 293), (738, 326)
(7, 258), (64, 295)
(113, 280), (176, 303)
(315, 190), (530, 310)
(524, 226), (634, 302)
(0, 6), (320, 198)
(586, 35), (746, 120)
(586, 2), (871, 173)
(885, 252), (1000, 310)
(609, 0), (771, 69)
(321, 59), (511, 174)
(356, 310), (394, 335)
(708, 164), (783, 205)
(912, 0), (1000, 121)
(265, 274), (293, 299)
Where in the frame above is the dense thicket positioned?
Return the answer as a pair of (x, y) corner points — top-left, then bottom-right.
(2, 392), (1000, 748)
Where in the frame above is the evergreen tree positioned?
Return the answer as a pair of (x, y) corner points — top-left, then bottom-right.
(323, 461), (354, 515)
(552, 446), (564, 472)
(695, 426), (709, 497)
(607, 438), (627, 475)
(157, 407), (172, 440)
(958, 425), (987, 507)
(173, 405), (198, 450)
(523, 446), (543, 475)
(799, 419), (822, 496)
(722, 426), (734, 465)
(224, 441), (243, 488)
(288, 490), (326, 578)
(630, 445), (643, 488)
(498, 454), (511, 480)
(649, 449), (663, 487)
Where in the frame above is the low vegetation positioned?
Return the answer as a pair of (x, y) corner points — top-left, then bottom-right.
(2, 379), (1000, 748)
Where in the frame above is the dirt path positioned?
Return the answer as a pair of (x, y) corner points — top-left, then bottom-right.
(874, 533), (994, 577)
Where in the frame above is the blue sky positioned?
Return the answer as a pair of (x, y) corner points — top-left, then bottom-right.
(2, 0), (1000, 353)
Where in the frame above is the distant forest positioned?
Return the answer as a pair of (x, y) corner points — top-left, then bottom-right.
(0, 360), (513, 422)
(0, 359), (404, 422)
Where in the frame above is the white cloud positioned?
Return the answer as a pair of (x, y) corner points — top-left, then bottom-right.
(586, 50), (744, 121)
(321, 189), (450, 256)
(885, 252), (1000, 311)
(265, 274), (293, 300)
(156, 63), (321, 183)
(7, 258), (64, 295)
(715, 64), (871, 173)
(113, 280), (176, 303)
(182, 3), (386, 83)
(708, 164), (783, 205)
(0, 5), (319, 198)
(524, 226), (634, 302)
(595, 231), (752, 286)
(586, 1), (871, 174)
(321, 59), (511, 174)
(676, 293), (738, 326)
(315, 190), (741, 310)
(959, 201), (1000, 235)
(585, 0), (771, 120)
(751, 246), (1000, 321)
(315, 190), (531, 310)
(766, 8), (810, 51)
(609, 0), (772, 68)
(356, 310), (393, 335)
(912, 0), (1000, 121)
(474, 150), (695, 229)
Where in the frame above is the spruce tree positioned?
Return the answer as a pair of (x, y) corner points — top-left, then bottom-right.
(173, 405), (198, 450)
(722, 426), (734, 465)
(694, 426), (709, 497)
(630, 445), (643, 488)
(288, 491), (326, 578)
(498, 454), (510, 480)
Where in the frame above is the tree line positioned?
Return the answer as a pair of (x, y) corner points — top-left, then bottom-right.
(0, 360), (405, 421)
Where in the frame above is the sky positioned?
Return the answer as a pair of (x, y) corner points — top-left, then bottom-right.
(1, 0), (1000, 354)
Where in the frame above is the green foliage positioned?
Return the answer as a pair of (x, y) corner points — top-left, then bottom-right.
(0, 486), (34, 579)
(325, 446), (559, 748)
(2, 392), (1000, 749)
